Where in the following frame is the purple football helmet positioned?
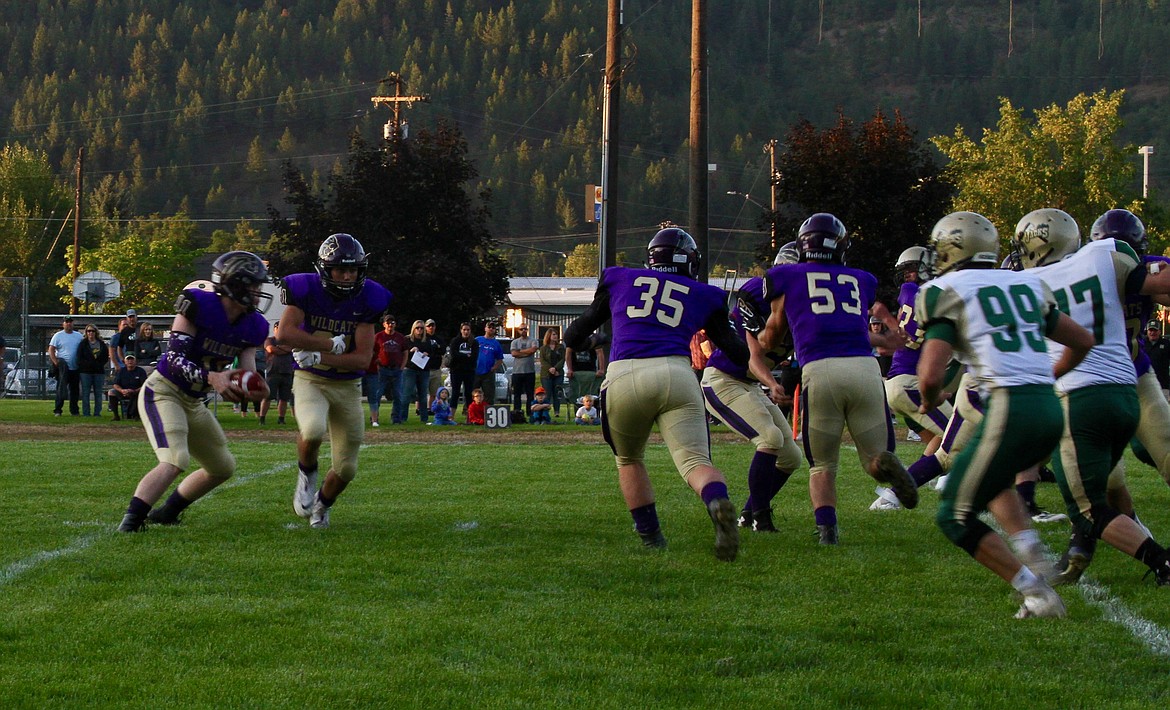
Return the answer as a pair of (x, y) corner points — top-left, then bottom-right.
(646, 227), (701, 279)
(796, 213), (848, 264)
(1089, 209), (1147, 256)
(315, 233), (369, 296)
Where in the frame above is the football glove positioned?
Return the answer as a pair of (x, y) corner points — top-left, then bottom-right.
(293, 349), (321, 368)
(736, 291), (766, 334)
(330, 334), (348, 355)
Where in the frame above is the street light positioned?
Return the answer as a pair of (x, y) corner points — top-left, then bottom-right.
(1139, 145), (1154, 198)
(726, 190), (767, 210)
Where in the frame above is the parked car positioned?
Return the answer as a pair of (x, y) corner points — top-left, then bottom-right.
(4, 352), (57, 397)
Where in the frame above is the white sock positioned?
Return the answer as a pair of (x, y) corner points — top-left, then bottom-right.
(1011, 565), (1042, 594)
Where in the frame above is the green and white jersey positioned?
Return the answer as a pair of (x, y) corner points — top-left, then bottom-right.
(916, 268), (1061, 397)
(1032, 238), (1142, 392)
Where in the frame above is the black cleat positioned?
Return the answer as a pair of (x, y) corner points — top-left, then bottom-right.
(737, 509), (754, 529)
(1145, 552), (1170, 587)
(147, 504), (182, 526)
(817, 524), (839, 546)
(707, 498), (739, 562)
(117, 513), (147, 533)
(751, 507), (779, 533)
(638, 528), (667, 549)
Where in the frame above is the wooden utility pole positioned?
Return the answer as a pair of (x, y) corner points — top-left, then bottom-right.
(70, 147), (83, 315)
(689, 0), (708, 279)
(765, 139), (778, 252)
(600, 0), (622, 273)
(371, 72), (429, 140)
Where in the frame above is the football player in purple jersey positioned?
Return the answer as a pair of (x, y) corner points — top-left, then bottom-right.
(117, 252), (272, 532)
(564, 227), (750, 561)
(700, 243), (804, 533)
(759, 213), (916, 545)
(276, 233), (393, 529)
(871, 246), (955, 511)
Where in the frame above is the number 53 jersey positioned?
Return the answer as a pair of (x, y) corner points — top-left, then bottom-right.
(601, 267), (731, 362)
(916, 268), (1061, 395)
(762, 262), (878, 365)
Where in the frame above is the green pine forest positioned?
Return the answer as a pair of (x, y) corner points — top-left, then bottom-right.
(2, 0), (1169, 278)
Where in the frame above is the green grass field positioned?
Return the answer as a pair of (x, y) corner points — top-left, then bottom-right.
(2, 399), (1169, 707)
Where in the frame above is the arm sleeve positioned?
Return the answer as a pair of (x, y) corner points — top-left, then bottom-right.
(155, 331), (209, 388)
(564, 286), (611, 351)
(703, 308), (749, 367)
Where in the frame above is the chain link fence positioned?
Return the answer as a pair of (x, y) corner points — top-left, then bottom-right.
(0, 277), (49, 398)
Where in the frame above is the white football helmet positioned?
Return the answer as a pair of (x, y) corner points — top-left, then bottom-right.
(928, 211), (999, 276)
(894, 246), (933, 282)
(1010, 208), (1080, 270)
(773, 240), (800, 266)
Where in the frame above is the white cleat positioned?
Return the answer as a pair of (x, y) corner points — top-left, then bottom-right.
(869, 486), (903, 511)
(906, 430), (922, 442)
(1015, 585), (1066, 619)
(310, 498), (330, 529)
(934, 474), (949, 492)
(293, 468), (318, 519)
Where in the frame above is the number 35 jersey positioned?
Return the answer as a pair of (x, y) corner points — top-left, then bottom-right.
(601, 267), (731, 363)
(1031, 238), (1142, 392)
(762, 262), (877, 365)
(916, 268), (1060, 394)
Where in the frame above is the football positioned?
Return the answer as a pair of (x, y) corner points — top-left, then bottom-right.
(231, 370), (264, 395)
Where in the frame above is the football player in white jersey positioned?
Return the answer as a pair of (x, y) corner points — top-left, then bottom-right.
(1014, 208), (1170, 586)
(916, 212), (1094, 618)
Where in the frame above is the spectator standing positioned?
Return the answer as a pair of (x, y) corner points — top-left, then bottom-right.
(362, 330), (383, 428)
(403, 320), (437, 423)
(1145, 320), (1170, 400)
(565, 331), (607, 405)
(510, 323), (539, 417)
(447, 322), (479, 414)
(107, 317), (130, 372)
(108, 353), (147, 420)
(48, 316), (83, 416)
(538, 329), (566, 418)
(261, 325), (295, 425)
(474, 321), (504, 403)
(424, 319), (445, 404)
(116, 309), (140, 363)
(132, 322), (162, 368)
(870, 316), (895, 377)
(375, 315), (409, 424)
(76, 323), (109, 416)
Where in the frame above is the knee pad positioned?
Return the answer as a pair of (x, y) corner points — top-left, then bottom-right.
(1088, 503), (1122, 540)
(938, 512), (993, 557)
(203, 451), (236, 481)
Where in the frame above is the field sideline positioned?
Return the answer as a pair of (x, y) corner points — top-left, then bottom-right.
(2, 400), (1169, 707)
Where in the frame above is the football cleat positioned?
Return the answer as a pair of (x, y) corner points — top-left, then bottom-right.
(816, 524), (839, 546)
(309, 498), (330, 530)
(707, 498), (739, 562)
(751, 508), (779, 533)
(934, 474), (949, 492)
(906, 430), (922, 442)
(1015, 585), (1066, 619)
(638, 528), (667, 549)
(1051, 551), (1092, 587)
(117, 513), (147, 533)
(293, 467), (318, 518)
(737, 509), (754, 529)
(871, 451), (918, 509)
(869, 487), (902, 511)
(146, 504), (182, 526)
(1030, 509), (1069, 524)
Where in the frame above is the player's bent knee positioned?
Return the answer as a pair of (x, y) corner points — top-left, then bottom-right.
(1088, 503), (1122, 539)
(938, 512), (992, 556)
(203, 452), (236, 480)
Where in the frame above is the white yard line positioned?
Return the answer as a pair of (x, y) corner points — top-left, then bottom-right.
(1078, 576), (1170, 657)
(1, 462), (293, 587)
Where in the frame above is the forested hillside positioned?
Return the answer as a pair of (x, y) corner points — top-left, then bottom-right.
(2, 0), (1168, 276)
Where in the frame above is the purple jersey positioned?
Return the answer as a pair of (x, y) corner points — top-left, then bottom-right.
(158, 288), (269, 399)
(707, 276), (767, 379)
(763, 262), (877, 365)
(886, 281), (924, 378)
(280, 272), (393, 380)
(602, 267), (731, 362)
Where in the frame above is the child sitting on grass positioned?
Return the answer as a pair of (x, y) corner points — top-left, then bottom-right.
(467, 388), (486, 425)
(430, 386), (457, 425)
(575, 394), (599, 425)
(529, 386), (553, 425)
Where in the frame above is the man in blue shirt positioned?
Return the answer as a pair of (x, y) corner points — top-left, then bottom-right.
(474, 321), (504, 402)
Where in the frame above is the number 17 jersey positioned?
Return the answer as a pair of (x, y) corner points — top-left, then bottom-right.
(602, 266), (730, 363)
